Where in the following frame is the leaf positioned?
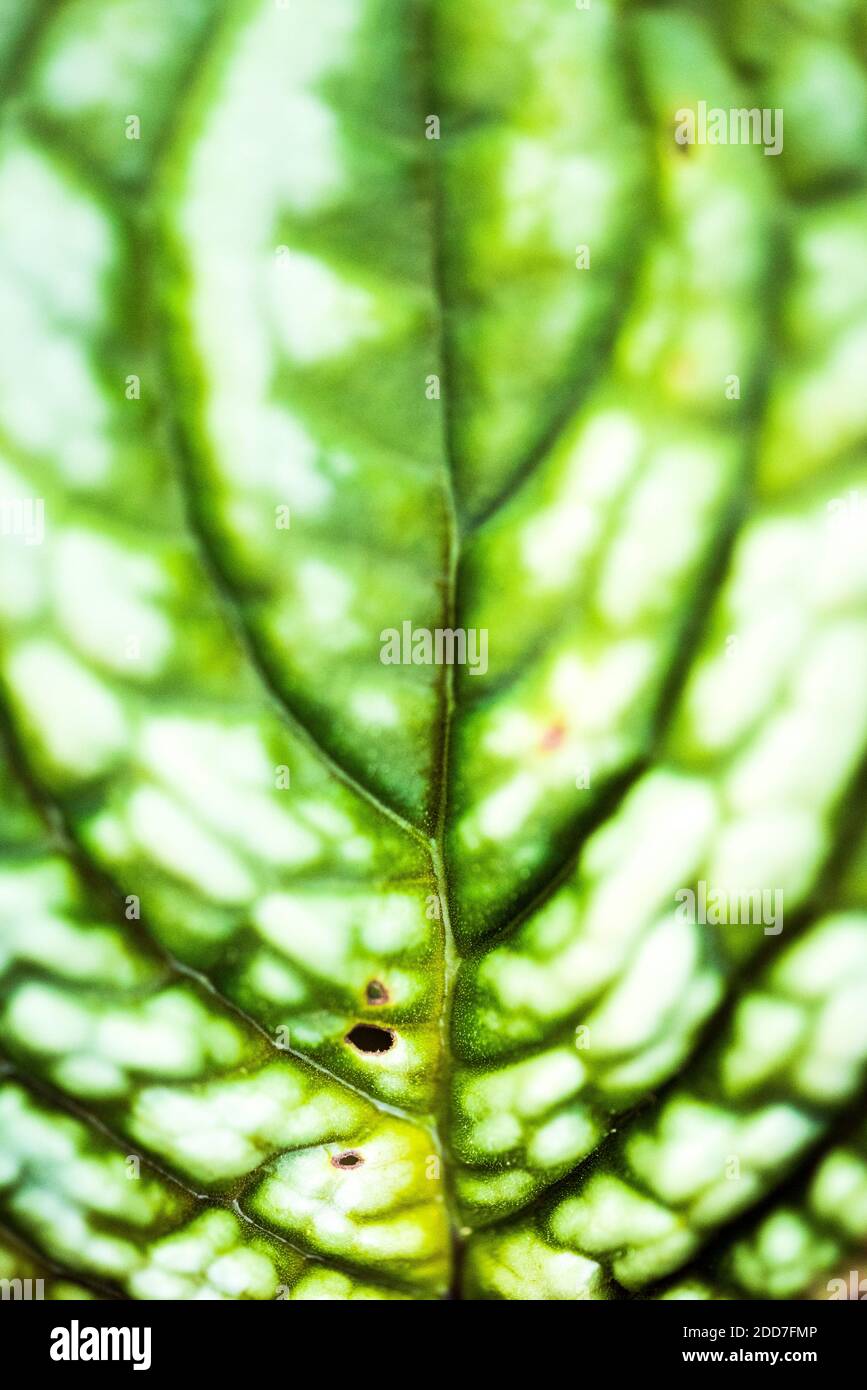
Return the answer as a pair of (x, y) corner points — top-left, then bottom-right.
(0, 0), (865, 1302)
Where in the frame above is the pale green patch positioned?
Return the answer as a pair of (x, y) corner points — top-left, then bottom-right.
(9, 640), (128, 775)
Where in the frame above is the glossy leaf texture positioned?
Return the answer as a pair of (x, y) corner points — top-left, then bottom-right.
(0, 0), (866, 1301)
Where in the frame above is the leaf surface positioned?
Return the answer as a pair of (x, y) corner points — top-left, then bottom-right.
(0, 0), (866, 1300)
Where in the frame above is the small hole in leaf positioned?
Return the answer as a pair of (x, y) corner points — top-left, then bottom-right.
(365, 979), (389, 1005)
(331, 1150), (364, 1170)
(345, 1023), (395, 1055)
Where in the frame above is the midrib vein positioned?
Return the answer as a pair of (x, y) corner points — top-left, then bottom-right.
(416, 0), (465, 1294)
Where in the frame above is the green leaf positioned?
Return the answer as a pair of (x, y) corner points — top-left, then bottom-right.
(0, 0), (866, 1301)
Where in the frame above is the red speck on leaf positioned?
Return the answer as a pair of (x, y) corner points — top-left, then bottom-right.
(539, 721), (567, 752)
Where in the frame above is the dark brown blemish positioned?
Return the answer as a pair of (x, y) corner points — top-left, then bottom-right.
(365, 979), (390, 1006)
(345, 1022), (396, 1055)
(331, 1150), (364, 1170)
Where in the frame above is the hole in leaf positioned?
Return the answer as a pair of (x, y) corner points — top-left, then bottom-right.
(331, 1150), (364, 1170)
(365, 979), (389, 1005)
(345, 1023), (395, 1055)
